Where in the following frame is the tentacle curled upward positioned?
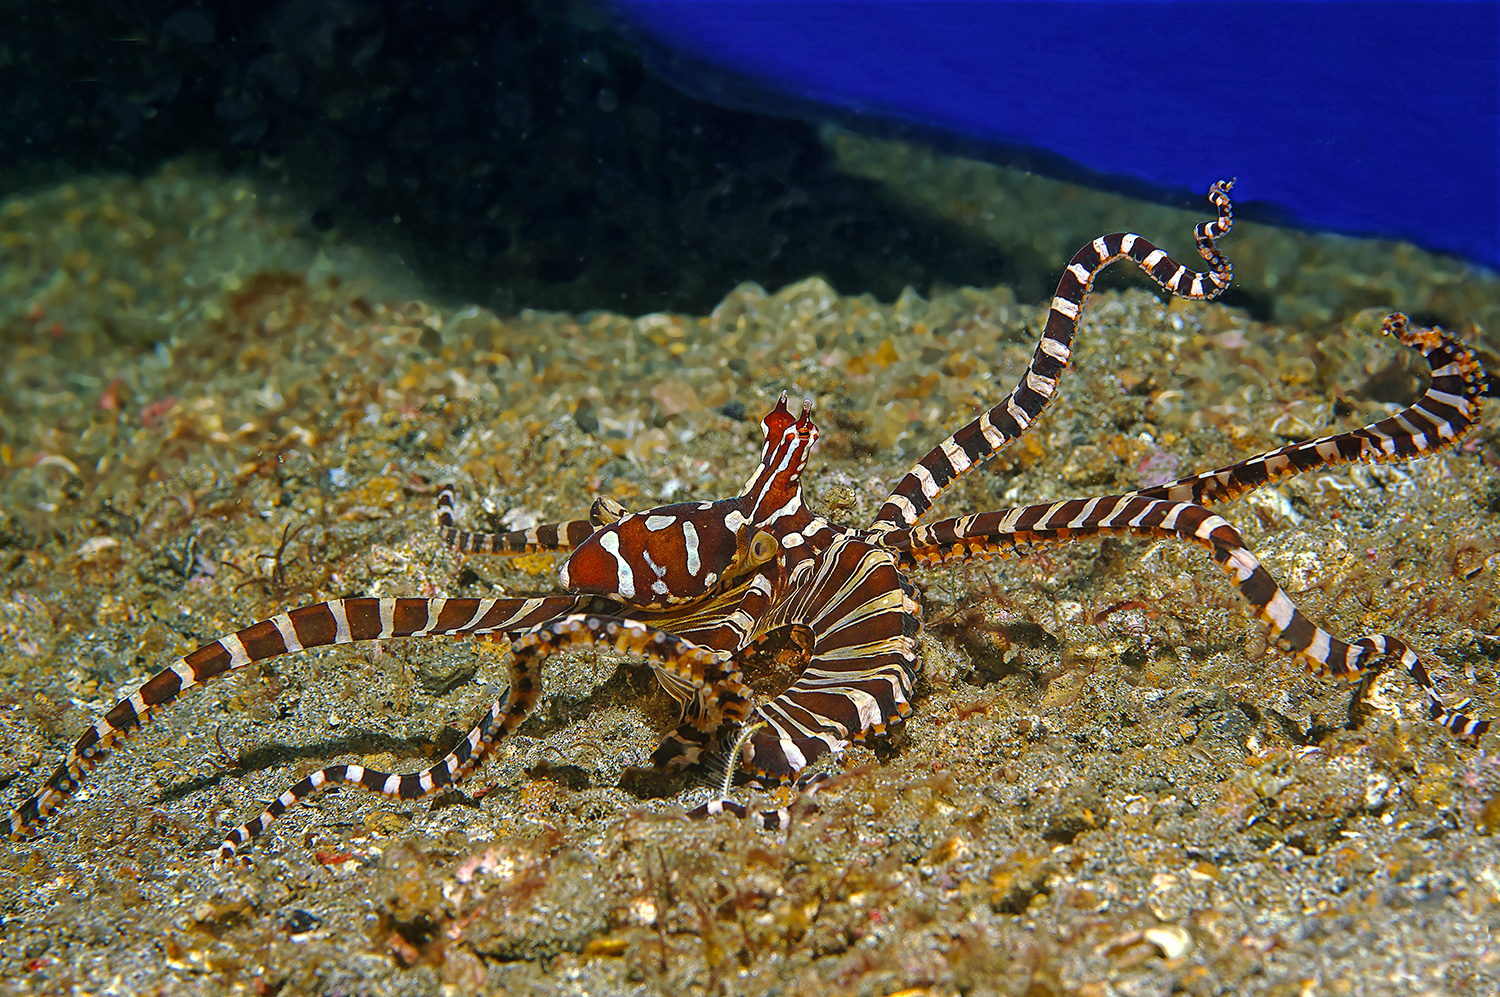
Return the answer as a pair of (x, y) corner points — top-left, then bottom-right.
(1133, 314), (1489, 507)
(871, 180), (1235, 532)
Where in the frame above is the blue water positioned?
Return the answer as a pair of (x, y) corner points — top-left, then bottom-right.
(614, 1), (1500, 270)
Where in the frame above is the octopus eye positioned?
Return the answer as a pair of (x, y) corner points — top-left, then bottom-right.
(749, 531), (778, 563)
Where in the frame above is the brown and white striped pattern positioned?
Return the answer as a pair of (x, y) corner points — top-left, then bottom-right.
(436, 485), (624, 554)
(881, 492), (1488, 738)
(1, 594), (597, 845)
(871, 180), (1235, 532)
(8, 180), (1491, 863)
(1131, 314), (1490, 507)
(688, 771), (831, 831)
(734, 534), (922, 782)
(219, 612), (749, 861)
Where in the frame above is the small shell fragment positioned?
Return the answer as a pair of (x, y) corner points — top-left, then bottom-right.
(76, 536), (120, 561)
(1144, 925), (1193, 959)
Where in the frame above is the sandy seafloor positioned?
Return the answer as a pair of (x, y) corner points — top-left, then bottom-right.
(2, 145), (1500, 997)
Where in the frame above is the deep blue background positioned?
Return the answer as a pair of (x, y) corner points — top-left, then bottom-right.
(614, 1), (1500, 270)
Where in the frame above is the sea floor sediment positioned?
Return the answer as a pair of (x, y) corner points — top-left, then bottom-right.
(1, 161), (1499, 997)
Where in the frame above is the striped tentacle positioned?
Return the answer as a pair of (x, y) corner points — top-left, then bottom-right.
(1132, 314), (1490, 507)
(883, 494), (1490, 738)
(870, 180), (1236, 532)
(437, 484), (624, 555)
(646, 565), (777, 653)
(737, 534), (924, 783)
(220, 615), (746, 859)
(1, 594), (592, 844)
(688, 798), (795, 830)
(687, 772), (831, 830)
(219, 613), (747, 861)
(642, 563), (785, 772)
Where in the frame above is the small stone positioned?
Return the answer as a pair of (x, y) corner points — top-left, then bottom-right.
(440, 305), (502, 352)
(75, 536), (120, 562)
(650, 381), (701, 417)
(284, 909), (321, 933)
(572, 398), (599, 434)
(1477, 793), (1500, 834)
(1144, 925), (1193, 960)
